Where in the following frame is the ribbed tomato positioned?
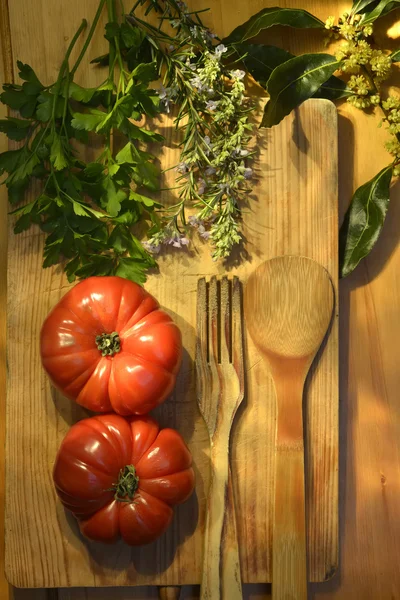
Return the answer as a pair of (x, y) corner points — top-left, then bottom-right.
(40, 276), (182, 415)
(53, 414), (195, 545)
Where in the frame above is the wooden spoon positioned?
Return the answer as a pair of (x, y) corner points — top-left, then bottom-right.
(244, 256), (334, 600)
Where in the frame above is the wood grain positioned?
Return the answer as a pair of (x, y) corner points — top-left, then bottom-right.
(0, 5), (10, 599)
(4, 0), (400, 599)
(196, 277), (244, 600)
(4, 94), (338, 588)
(2, 0), (340, 594)
(245, 257), (335, 600)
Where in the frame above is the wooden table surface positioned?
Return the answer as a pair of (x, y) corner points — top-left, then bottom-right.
(1, 0), (400, 598)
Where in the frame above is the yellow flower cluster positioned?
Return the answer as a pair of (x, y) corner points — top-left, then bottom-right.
(370, 50), (392, 81)
(382, 96), (400, 134)
(348, 74), (369, 95)
(347, 95), (372, 109)
(336, 40), (372, 72)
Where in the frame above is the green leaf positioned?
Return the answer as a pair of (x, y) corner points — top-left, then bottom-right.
(261, 54), (341, 127)
(115, 256), (150, 284)
(72, 200), (90, 217)
(224, 7), (324, 44)
(17, 61), (43, 87)
(130, 62), (157, 83)
(6, 153), (40, 185)
(19, 96), (38, 118)
(0, 148), (24, 175)
(14, 213), (32, 233)
(109, 225), (128, 253)
(84, 162), (104, 179)
(116, 142), (135, 164)
(108, 163), (120, 176)
(43, 242), (62, 268)
(120, 23), (143, 49)
(68, 81), (114, 102)
(351, 0), (378, 15)
(102, 177), (127, 216)
(64, 255), (80, 282)
(314, 76), (353, 100)
(7, 178), (30, 204)
(0, 85), (29, 110)
(71, 110), (105, 131)
(36, 92), (63, 122)
(50, 136), (68, 171)
(105, 22), (120, 41)
(75, 255), (115, 278)
(132, 160), (159, 191)
(9, 199), (36, 216)
(235, 43), (293, 87)
(390, 48), (400, 61)
(68, 82), (97, 103)
(129, 190), (162, 208)
(362, 0), (400, 23)
(90, 53), (110, 66)
(340, 165), (393, 277)
(0, 117), (32, 141)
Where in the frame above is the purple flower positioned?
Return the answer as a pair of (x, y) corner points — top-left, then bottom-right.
(170, 235), (190, 248)
(143, 241), (160, 254)
(198, 178), (206, 194)
(244, 167), (253, 179)
(206, 100), (219, 111)
(190, 75), (203, 89)
(230, 69), (245, 80)
(213, 44), (227, 60)
(157, 85), (178, 114)
(198, 224), (211, 239)
(218, 182), (231, 194)
(176, 161), (190, 174)
(205, 166), (216, 176)
(188, 215), (200, 227)
(232, 148), (249, 158)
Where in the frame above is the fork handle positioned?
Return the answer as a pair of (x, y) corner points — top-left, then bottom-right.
(200, 442), (242, 600)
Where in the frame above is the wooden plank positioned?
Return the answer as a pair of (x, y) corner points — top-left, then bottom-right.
(0, 3), (11, 599)
(4, 94), (338, 588)
(5, 0), (400, 598)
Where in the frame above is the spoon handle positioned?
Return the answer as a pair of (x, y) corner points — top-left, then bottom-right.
(272, 379), (308, 600)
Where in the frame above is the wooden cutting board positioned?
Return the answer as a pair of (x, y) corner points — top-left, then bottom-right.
(5, 98), (338, 588)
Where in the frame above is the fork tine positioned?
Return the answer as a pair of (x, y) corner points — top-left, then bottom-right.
(196, 278), (208, 368)
(232, 276), (244, 390)
(220, 277), (231, 364)
(208, 276), (219, 368)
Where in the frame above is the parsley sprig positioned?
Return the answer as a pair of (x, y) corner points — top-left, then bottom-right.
(0, 0), (163, 283)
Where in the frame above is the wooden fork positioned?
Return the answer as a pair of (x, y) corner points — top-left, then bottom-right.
(196, 276), (244, 600)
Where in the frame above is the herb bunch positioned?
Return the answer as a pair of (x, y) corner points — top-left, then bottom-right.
(0, 0), (171, 282)
(130, 0), (254, 260)
(0, 0), (254, 282)
(223, 0), (400, 278)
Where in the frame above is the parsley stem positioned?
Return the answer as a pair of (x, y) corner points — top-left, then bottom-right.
(51, 19), (88, 125)
(70, 0), (107, 77)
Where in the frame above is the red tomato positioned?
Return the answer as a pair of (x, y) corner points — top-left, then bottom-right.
(53, 414), (195, 545)
(40, 276), (182, 415)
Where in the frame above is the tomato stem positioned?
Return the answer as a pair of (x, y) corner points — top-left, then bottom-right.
(109, 465), (139, 502)
(95, 331), (121, 356)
